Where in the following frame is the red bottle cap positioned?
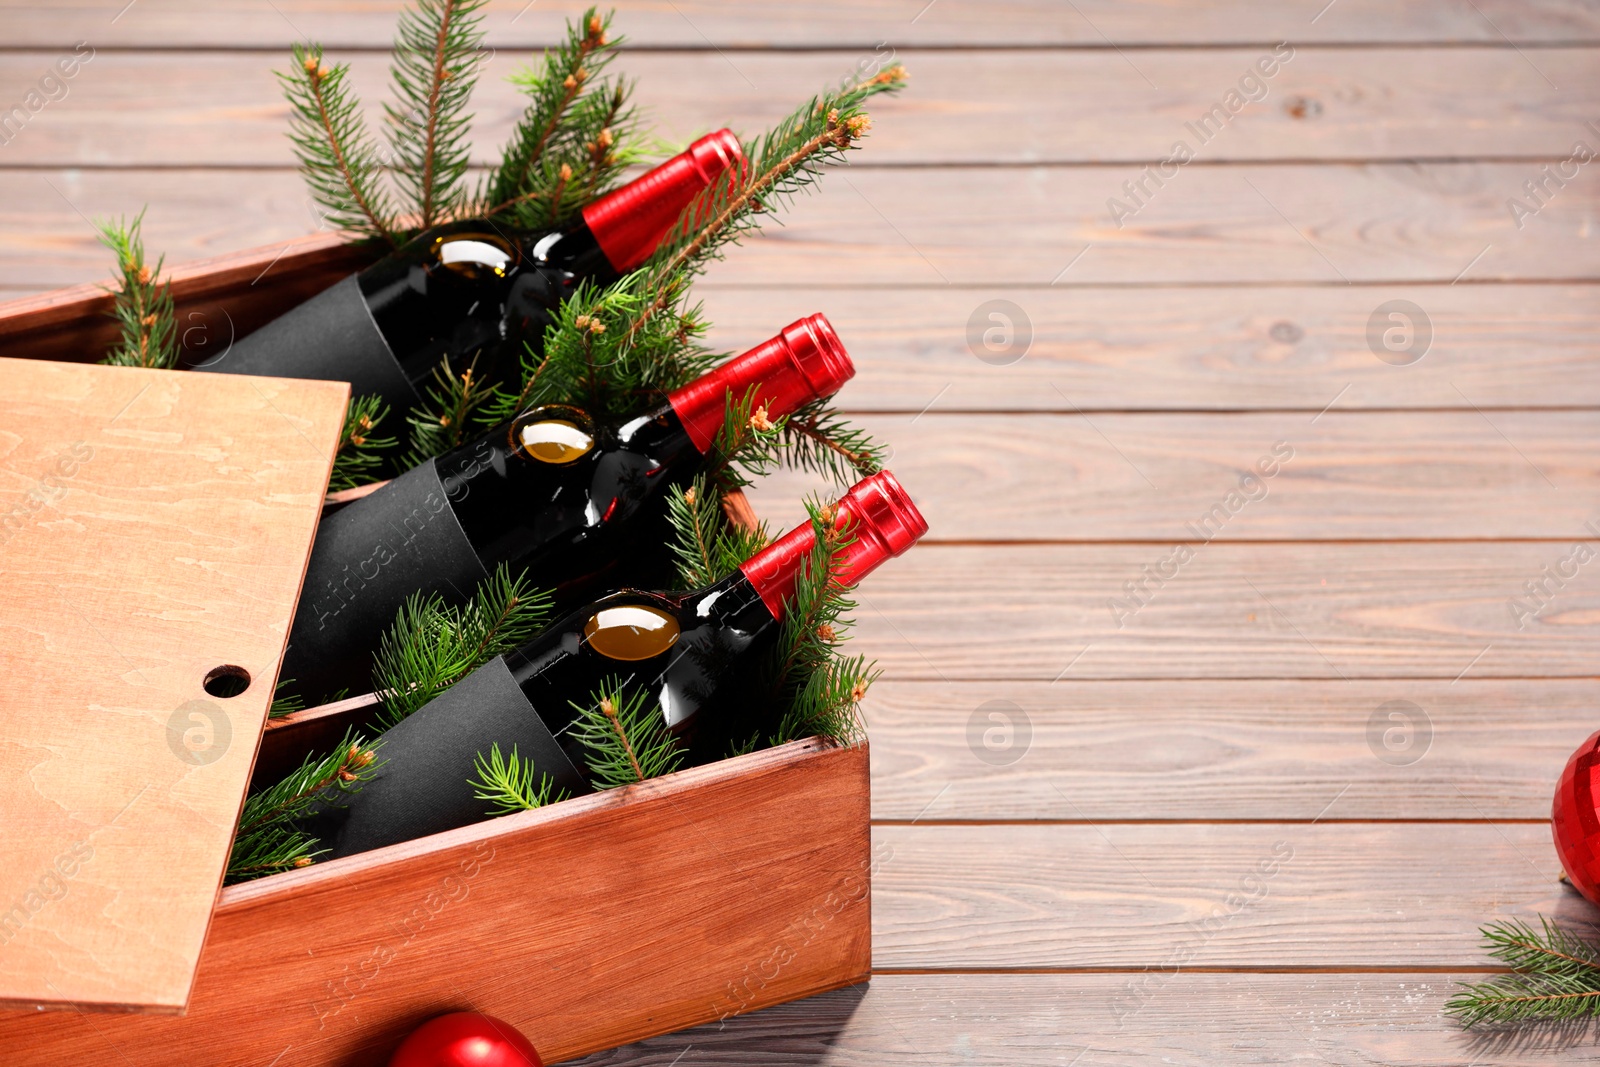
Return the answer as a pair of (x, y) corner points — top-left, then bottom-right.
(581, 129), (746, 272)
(667, 313), (855, 453)
(741, 470), (929, 620)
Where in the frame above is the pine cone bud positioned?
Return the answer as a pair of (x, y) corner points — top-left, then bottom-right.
(817, 623), (837, 643)
(559, 162), (573, 181)
(750, 406), (774, 432)
(303, 55), (318, 75)
(601, 697), (617, 719)
(294, 856), (314, 868)
(683, 486), (696, 506)
(850, 679), (869, 703)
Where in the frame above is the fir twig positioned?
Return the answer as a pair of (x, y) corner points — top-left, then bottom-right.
(569, 681), (684, 789)
(96, 209), (177, 369)
(1447, 917), (1600, 1026)
(481, 9), (637, 226)
(387, 0), (489, 228)
(621, 64), (907, 350)
(780, 399), (886, 485)
(665, 474), (769, 591)
(226, 732), (379, 883)
(405, 357), (499, 465)
(279, 44), (399, 246)
(268, 679), (307, 719)
(329, 394), (397, 491)
(372, 564), (551, 729)
(471, 742), (569, 816)
(762, 500), (873, 747)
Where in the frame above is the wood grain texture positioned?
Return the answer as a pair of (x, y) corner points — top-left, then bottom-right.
(699, 283), (1600, 411)
(870, 822), (1578, 969)
(0, 163), (1593, 291)
(0, 741), (873, 1066)
(850, 544), (1600, 680)
(0, 359), (347, 1012)
(746, 411), (1600, 541)
(0, 230), (366, 364)
(569, 972), (1600, 1066)
(5, 48), (1597, 166)
(865, 679), (1598, 821)
(1, 0), (1595, 47)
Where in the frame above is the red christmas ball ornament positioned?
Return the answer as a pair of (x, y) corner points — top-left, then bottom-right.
(389, 1012), (543, 1067)
(1552, 729), (1600, 906)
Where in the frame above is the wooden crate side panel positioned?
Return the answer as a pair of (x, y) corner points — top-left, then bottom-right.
(0, 741), (872, 1066)
(0, 232), (372, 364)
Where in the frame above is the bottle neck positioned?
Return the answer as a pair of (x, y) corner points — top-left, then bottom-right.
(581, 130), (744, 273)
(665, 319), (852, 454)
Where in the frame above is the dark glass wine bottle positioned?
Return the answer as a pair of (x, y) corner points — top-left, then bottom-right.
(317, 470), (928, 859)
(193, 130), (744, 417)
(282, 313), (854, 702)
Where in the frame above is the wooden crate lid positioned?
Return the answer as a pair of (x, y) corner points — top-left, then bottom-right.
(0, 358), (346, 1014)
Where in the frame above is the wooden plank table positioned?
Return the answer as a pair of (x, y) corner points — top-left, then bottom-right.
(3, 1), (1597, 1061)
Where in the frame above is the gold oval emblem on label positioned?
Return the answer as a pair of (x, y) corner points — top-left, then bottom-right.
(583, 605), (681, 661)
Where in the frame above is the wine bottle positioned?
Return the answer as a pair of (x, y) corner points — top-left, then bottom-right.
(193, 130), (744, 418)
(282, 313), (855, 702)
(317, 470), (928, 859)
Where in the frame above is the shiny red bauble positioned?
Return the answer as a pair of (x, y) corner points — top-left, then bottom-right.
(388, 1012), (543, 1067)
(1553, 729), (1600, 906)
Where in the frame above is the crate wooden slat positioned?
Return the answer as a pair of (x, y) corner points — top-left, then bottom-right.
(0, 740), (872, 1066)
(0, 358), (347, 1012)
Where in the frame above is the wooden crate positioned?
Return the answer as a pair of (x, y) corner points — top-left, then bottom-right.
(0, 239), (873, 1064)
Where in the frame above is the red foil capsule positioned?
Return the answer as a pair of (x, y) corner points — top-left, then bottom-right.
(667, 313), (854, 453)
(1553, 729), (1600, 906)
(742, 470), (930, 619)
(581, 128), (746, 272)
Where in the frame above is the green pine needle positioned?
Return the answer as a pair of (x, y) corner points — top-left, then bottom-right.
(780, 398), (885, 486)
(329, 393), (397, 491)
(471, 742), (570, 816)
(1447, 916), (1600, 1026)
(226, 730), (380, 883)
(96, 209), (178, 370)
(480, 8), (640, 227)
(640, 64), (907, 289)
(569, 680), (684, 789)
(279, 44), (399, 246)
(405, 356), (501, 465)
(387, 0), (489, 228)
(763, 500), (873, 747)
(665, 473), (769, 590)
(268, 679), (306, 719)
(372, 564), (552, 729)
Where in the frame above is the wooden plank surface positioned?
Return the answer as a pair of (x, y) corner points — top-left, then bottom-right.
(1, 163), (1594, 292)
(3, 47), (1595, 167)
(0, 360), (346, 1013)
(865, 680), (1597, 821)
(571, 973), (1600, 1066)
(746, 410), (1600, 541)
(852, 544), (1600, 680)
(701, 284), (1600, 412)
(870, 822), (1574, 969)
(2, 0), (1596, 47)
